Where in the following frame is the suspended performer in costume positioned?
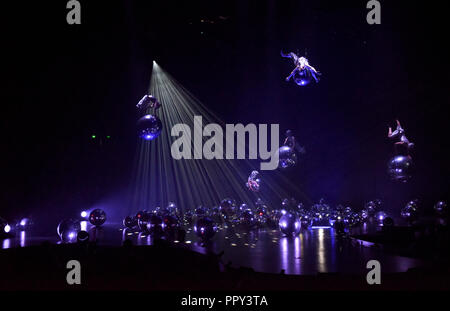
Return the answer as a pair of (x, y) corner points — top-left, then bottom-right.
(246, 170), (261, 192)
(284, 129), (306, 155)
(281, 51), (321, 85)
(388, 120), (414, 155)
(136, 94), (161, 115)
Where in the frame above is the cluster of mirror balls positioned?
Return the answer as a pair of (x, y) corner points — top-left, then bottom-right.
(117, 197), (450, 243)
(50, 200), (449, 244)
(56, 209), (106, 243)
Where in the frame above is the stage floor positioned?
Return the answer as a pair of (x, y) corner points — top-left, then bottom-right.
(1, 222), (425, 276)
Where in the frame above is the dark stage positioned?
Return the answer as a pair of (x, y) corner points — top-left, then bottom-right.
(1, 220), (449, 291)
(1, 224), (423, 276)
(1, 0), (450, 298)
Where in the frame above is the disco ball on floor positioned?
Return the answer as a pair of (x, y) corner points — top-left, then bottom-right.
(147, 214), (164, 235)
(278, 213), (301, 236)
(278, 145), (297, 169)
(77, 230), (90, 242)
(434, 201), (448, 216)
(333, 217), (346, 235)
(239, 210), (257, 229)
(401, 200), (419, 221)
(383, 217), (395, 227)
(137, 211), (151, 232)
(162, 215), (179, 232)
(194, 217), (217, 240)
(195, 206), (207, 217)
(89, 209), (107, 226)
(365, 201), (378, 216)
(300, 213), (312, 228)
(123, 216), (137, 229)
(220, 198), (236, 217)
(137, 114), (162, 141)
(238, 203), (251, 213)
(375, 211), (388, 225)
(57, 219), (81, 243)
(346, 212), (362, 227)
(387, 155), (413, 182)
(360, 209), (369, 221)
(166, 202), (181, 218)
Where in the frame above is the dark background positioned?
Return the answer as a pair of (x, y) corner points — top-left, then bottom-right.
(1, 0), (448, 224)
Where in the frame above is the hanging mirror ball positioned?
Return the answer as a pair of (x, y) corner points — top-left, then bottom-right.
(137, 114), (162, 141)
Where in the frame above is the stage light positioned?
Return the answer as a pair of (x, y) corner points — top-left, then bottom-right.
(80, 220), (88, 231)
(91, 134), (96, 139)
(1, 218), (13, 236)
(17, 218), (32, 231)
(2, 239), (10, 249)
(80, 211), (88, 218)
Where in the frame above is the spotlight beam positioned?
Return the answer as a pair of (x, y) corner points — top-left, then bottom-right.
(130, 63), (311, 214)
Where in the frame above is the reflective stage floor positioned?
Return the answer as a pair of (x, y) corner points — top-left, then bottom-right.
(1, 223), (425, 276)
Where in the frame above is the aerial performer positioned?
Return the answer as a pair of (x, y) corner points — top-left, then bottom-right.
(388, 120), (414, 155)
(136, 95), (163, 141)
(246, 170), (261, 192)
(284, 130), (306, 155)
(277, 130), (305, 169)
(281, 51), (321, 86)
(387, 120), (414, 182)
(136, 94), (161, 115)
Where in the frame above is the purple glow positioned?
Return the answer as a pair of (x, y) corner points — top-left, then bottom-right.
(20, 231), (26, 247)
(2, 239), (10, 249)
(80, 221), (87, 231)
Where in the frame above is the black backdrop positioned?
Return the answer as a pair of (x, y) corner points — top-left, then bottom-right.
(1, 0), (449, 224)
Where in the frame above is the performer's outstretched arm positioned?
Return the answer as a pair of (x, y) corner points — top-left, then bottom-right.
(280, 51), (291, 58)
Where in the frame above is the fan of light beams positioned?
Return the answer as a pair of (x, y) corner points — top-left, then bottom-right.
(129, 61), (309, 214)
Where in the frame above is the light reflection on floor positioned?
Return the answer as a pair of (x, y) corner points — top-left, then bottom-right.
(1, 224), (424, 275)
